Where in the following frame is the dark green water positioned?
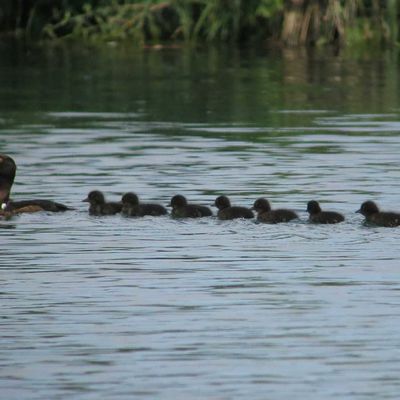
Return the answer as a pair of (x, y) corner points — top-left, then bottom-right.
(2, 42), (400, 121)
(1, 42), (400, 399)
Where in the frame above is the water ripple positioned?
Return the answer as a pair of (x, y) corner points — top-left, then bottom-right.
(1, 109), (400, 400)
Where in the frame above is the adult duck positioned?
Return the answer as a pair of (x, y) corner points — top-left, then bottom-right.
(0, 154), (71, 214)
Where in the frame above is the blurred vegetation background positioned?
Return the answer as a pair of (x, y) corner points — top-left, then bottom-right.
(0, 0), (398, 47)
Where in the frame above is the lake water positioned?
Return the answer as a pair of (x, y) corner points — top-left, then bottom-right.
(1, 42), (400, 399)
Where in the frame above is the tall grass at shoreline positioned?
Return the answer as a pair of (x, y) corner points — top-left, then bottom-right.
(0, 0), (398, 47)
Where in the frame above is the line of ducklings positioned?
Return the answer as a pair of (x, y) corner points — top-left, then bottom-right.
(83, 190), (400, 227)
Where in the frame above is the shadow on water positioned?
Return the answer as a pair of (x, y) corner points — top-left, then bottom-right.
(1, 42), (400, 399)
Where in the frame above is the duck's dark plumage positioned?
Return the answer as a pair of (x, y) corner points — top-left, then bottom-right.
(0, 154), (16, 205)
(214, 195), (254, 220)
(169, 195), (212, 218)
(253, 198), (298, 224)
(83, 190), (122, 216)
(122, 192), (167, 217)
(307, 200), (344, 224)
(357, 201), (400, 227)
(5, 200), (71, 213)
(0, 154), (71, 214)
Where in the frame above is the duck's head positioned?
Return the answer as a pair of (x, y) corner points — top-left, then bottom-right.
(169, 194), (187, 208)
(214, 195), (231, 210)
(83, 190), (105, 205)
(307, 200), (321, 214)
(356, 200), (379, 216)
(122, 192), (139, 206)
(252, 197), (271, 213)
(0, 154), (16, 205)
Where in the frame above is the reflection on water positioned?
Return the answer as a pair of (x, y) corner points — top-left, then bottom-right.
(1, 44), (400, 399)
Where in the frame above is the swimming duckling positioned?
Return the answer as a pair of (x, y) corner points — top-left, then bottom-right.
(307, 200), (344, 224)
(169, 195), (212, 218)
(121, 192), (167, 217)
(252, 198), (298, 223)
(214, 195), (254, 220)
(82, 190), (122, 216)
(356, 201), (400, 227)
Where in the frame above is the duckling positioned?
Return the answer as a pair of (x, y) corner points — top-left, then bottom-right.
(169, 195), (212, 218)
(307, 200), (344, 224)
(356, 201), (400, 227)
(82, 191), (122, 216)
(214, 195), (254, 220)
(121, 192), (167, 217)
(253, 198), (298, 223)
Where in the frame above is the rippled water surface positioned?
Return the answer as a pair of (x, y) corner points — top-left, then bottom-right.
(1, 44), (400, 399)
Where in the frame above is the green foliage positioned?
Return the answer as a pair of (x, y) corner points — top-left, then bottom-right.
(41, 0), (284, 43)
(338, 0), (399, 47)
(0, 0), (398, 47)
(282, 0), (399, 48)
(190, 0), (283, 42)
(192, 0), (240, 41)
(43, 1), (176, 43)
